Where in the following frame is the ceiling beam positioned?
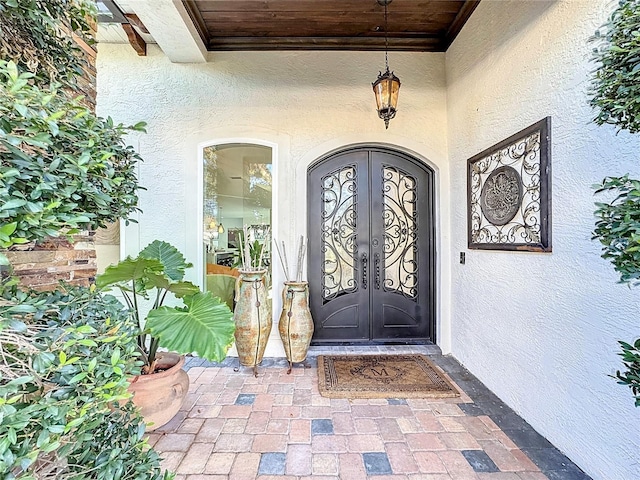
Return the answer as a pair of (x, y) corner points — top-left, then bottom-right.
(207, 36), (444, 52)
(125, 0), (207, 63)
(124, 13), (150, 34)
(122, 23), (147, 56)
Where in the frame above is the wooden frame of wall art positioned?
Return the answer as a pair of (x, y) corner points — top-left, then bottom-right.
(467, 117), (551, 252)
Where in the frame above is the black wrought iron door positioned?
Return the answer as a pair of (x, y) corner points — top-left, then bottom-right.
(307, 147), (434, 343)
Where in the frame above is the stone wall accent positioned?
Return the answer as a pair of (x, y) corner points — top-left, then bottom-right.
(5, 235), (97, 292)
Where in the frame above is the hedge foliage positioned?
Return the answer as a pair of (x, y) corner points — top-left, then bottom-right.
(0, 284), (173, 479)
(0, 61), (144, 250)
(590, 0), (640, 133)
(0, 0), (95, 87)
(590, 0), (640, 407)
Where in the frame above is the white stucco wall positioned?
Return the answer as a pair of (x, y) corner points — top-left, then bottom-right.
(96, 48), (452, 357)
(446, 1), (640, 478)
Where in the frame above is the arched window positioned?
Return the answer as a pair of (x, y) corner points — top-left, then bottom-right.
(202, 143), (273, 306)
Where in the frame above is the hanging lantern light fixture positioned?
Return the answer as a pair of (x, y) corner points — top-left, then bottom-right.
(372, 0), (400, 129)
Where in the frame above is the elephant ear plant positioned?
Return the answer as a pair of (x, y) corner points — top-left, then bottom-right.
(97, 240), (235, 373)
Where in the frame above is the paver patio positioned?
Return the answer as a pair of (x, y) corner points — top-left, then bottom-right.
(146, 346), (590, 480)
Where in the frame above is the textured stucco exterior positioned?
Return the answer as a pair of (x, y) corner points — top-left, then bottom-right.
(446, 1), (640, 478)
(97, 0), (640, 477)
(96, 47), (452, 358)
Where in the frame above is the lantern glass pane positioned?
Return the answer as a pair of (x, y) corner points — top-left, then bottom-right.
(374, 77), (400, 111)
(389, 80), (400, 108)
(374, 82), (385, 110)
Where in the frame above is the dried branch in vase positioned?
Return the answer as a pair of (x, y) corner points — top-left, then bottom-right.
(274, 235), (306, 282)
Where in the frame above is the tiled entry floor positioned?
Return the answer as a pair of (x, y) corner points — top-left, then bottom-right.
(147, 346), (591, 480)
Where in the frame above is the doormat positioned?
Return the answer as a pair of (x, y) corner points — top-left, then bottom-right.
(318, 354), (459, 399)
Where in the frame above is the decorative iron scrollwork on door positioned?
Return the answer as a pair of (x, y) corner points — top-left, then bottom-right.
(321, 165), (358, 303)
(381, 165), (418, 300)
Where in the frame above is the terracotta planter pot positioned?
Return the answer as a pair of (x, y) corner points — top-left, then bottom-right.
(127, 352), (189, 431)
(278, 281), (314, 372)
(233, 268), (272, 374)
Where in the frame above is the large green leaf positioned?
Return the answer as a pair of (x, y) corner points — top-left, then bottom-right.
(166, 281), (200, 299)
(142, 274), (200, 299)
(140, 271), (171, 292)
(146, 292), (234, 362)
(96, 257), (164, 289)
(140, 240), (192, 281)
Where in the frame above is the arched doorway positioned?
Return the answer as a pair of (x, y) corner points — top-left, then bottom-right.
(307, 146), (435, 344)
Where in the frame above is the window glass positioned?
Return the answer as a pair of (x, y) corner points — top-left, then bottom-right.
(203, 144), (272, 289)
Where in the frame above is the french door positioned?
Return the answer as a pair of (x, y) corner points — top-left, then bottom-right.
(307, 147), (435, 343)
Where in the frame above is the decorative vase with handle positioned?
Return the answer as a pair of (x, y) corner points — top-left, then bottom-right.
(233, 268), (271, 376)
(278, 281), (314, 373)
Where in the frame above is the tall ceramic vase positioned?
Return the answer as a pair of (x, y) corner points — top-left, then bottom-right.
(278, 281), (314, 373)
(233, 268), (271, 375)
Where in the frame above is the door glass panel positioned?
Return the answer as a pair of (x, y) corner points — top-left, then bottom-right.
(382, 165), (418, 300)
(203, 144), (272, 306)
(321, 165), (358, 302)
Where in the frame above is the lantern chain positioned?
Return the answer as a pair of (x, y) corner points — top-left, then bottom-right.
(384, 0), (389, 72)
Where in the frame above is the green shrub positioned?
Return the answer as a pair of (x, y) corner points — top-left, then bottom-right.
(593, 175), (640, 285)
(594, 177), (640, 403)
(0, 0), (95, 87)
(0, 283), (173, 479)
(615, 339), (640, 406)
(0, 60), (144, 252)
(0, 1), (171, 477)
(590, 0), (640, 407)
(590, 0), (640, 133)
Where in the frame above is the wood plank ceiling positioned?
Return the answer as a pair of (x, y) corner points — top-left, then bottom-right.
(182, 0), (480, 52)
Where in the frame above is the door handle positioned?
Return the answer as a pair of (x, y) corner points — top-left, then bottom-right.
(374, 253), (380, 290)
(362, 253), (368, 289)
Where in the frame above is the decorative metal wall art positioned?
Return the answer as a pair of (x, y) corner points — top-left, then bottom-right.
(467, 117), (551, 252)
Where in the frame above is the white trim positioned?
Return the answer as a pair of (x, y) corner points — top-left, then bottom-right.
(196, 137), (281, 330)
(119, 197), (141, 260)
(127, 0), (207, 63)
(119, 137), (143, 260)
(119, 218), (126, 261)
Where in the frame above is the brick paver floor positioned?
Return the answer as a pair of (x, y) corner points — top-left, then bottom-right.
(147, 347), (590, 480)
